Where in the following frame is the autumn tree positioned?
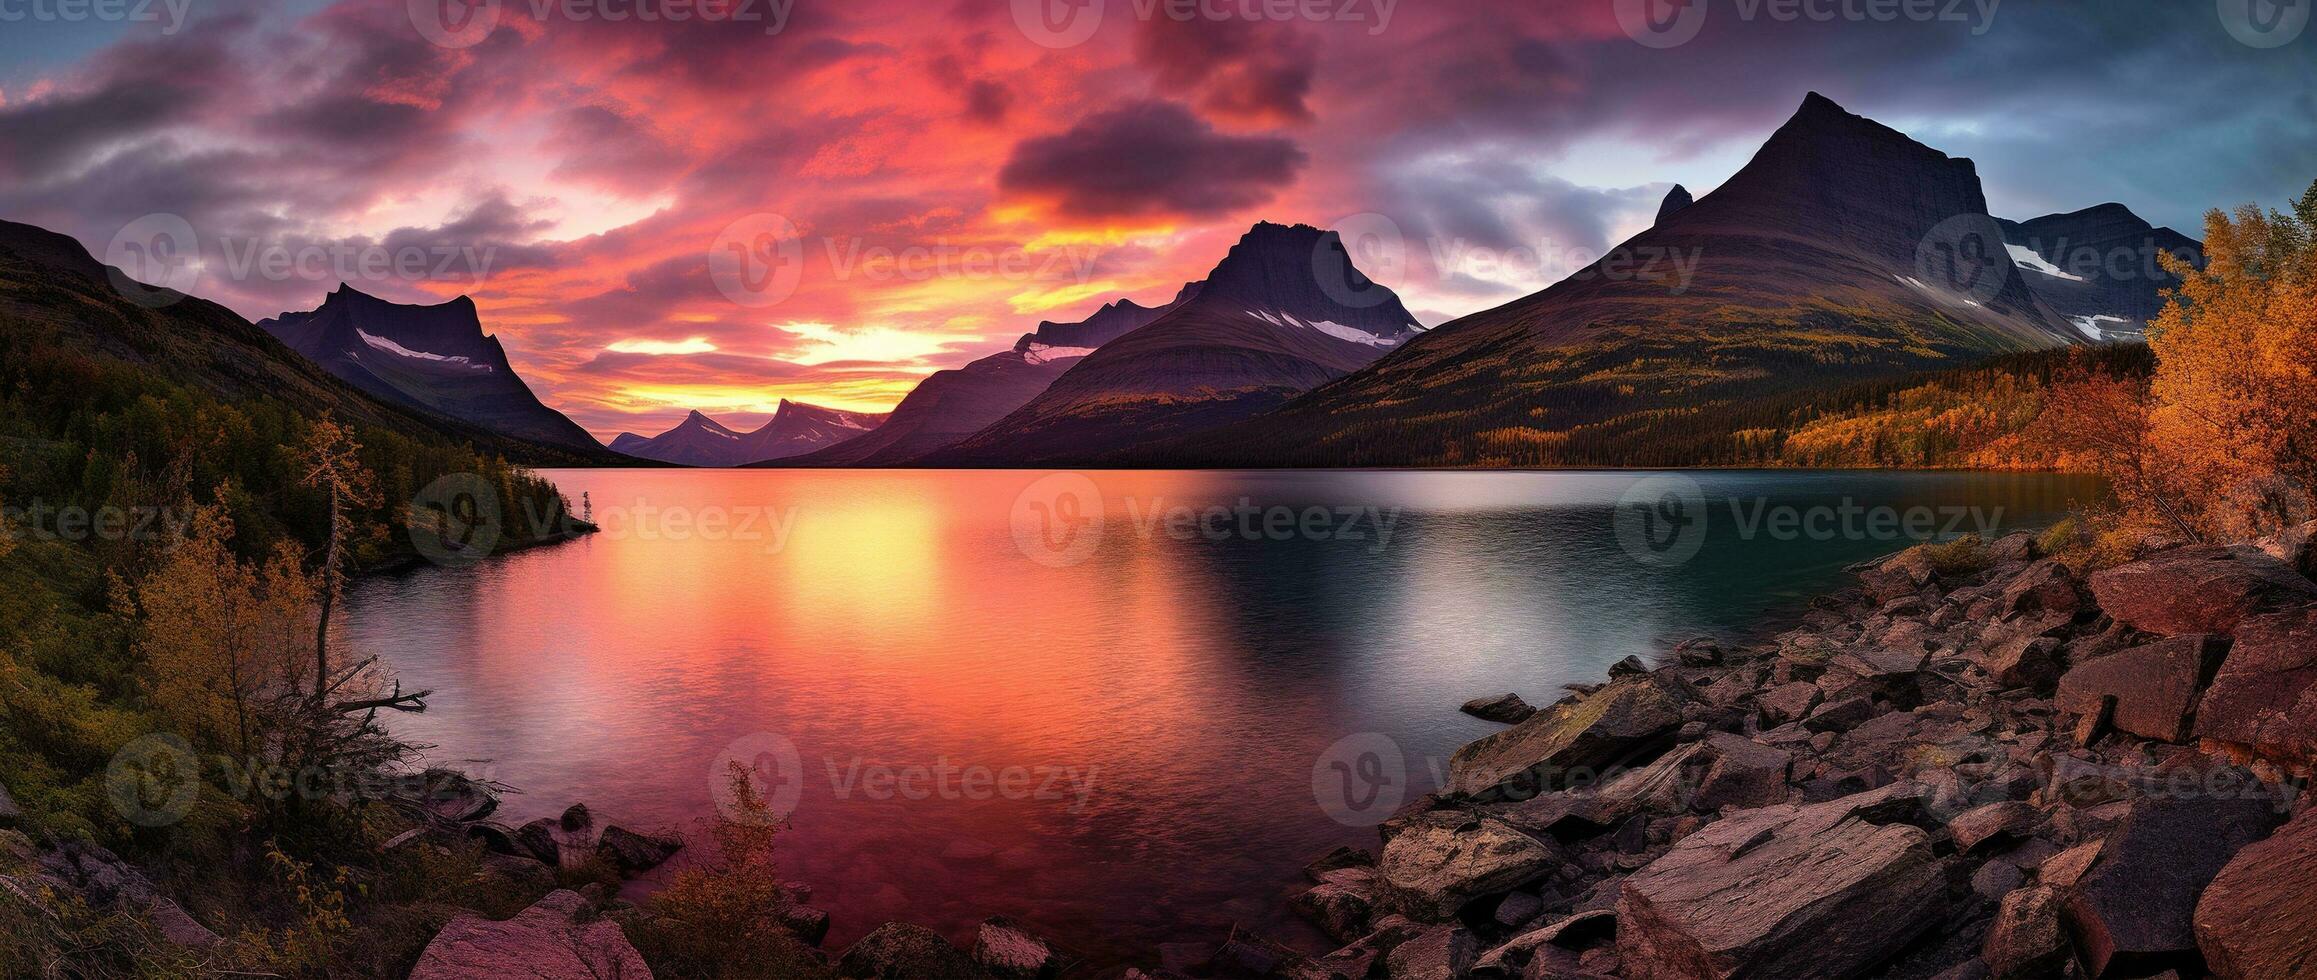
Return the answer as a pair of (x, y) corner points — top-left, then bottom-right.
(298, 417), (379, 703)
(130, 505), (317, 754)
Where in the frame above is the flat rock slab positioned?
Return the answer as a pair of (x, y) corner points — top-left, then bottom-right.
(1461, 692), (1537, 725)
(2061, 795), (2282, 978)
(1447, 679), (1684, 799)
(2195, 806), (2317, 980)
(411, 890), (652, 980)
(839, 922), (981, 979)
(2193, 603), (2317, 768)
(1615, 783), (1951, 980)
(2055, 635), (2229, 744)
(2086, 545), (2317, 638)
(1379, 812), (1560, 921)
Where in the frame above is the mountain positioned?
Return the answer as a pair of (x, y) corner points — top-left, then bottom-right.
(777, 287), (1195, 466)
(930, 222), (1423, 464)
(1141, 93), (2082, 468)
(259, 285), (602, 454)
(1998, 203), (2203, 341)
(0, 219), (611, 465)
(614, 401), (886, 466)
(1655, 184), (1693, 225)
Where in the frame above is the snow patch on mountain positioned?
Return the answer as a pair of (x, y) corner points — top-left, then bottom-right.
(357, 328), (493, 371)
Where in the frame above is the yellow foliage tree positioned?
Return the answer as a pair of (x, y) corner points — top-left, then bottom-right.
(129, 505), (318, 754)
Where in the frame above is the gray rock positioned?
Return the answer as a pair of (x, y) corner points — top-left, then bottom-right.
(2055, 634), (2229, 743)
(1692, 733), (1792, 811)
(1802, 695), (1877, 733)
(410, 889), (652, 979)
(595, 825), (683, 874)
(2192, 603), (2317, 769)
(2061, 794), (2282, 978)
(1981, 886), (2066, 980)
(2086, 545), (2317, 638)
(973, 915), (1060, 980)
(1294, 866), (1380, 943)
(1756, 682), (1823, 727)
(1946, 801), (2041, 855)
(1447, 680), (1685, 799)
(1463, 692), (1538, 725)
(838, 922), (980, 979)
(1615, 783), (1950, 980)
(1379, 812), (1560, 921)
(2195, 805), (2317, 980)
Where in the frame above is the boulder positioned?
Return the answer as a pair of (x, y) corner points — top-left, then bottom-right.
(770, 891), (831, 946)
(1988, 531), (2039, 565)
(1462, 693), (1537, 725)
(403, 768), (500, 823)
(1383, 925), (1477, 980)
(2054, 635), (2229, 743)
(973, 916), (1061, 980)
(1294, 866), (1380, 943)
(1446, 680), (1685, 799)
(1801, 695), (1877, 733)
(410, 890), (651, 980)
(1378, 812), (1560, 921)
(1473, 909), (1616, 978)
(1615, 784), (1950, 979)
(1996, 559), (2080, 620)
(2193, 603), (2317, 769)
(1981, 887), (2067, 980)
(595, 825), (684, 874)
(1305, 845), (1375, 880)
(1945, 801), (2040, 855)
(2060, 794), (2282, 978)
(1980, 635), (2063, 692)
(1674, 638), (1724, 667)
(1315, 915), (1426, 979)
(1755, 682), (1823, 727)
(2195, 806), (2317, 979)
(2251, 519), (2316, 577)
(1608, 655), (1651, 678)
(1691, 733), (1792, 811)
(1862, 547), (1941, 602)
(838, 922), (980, 979)
(2085, 545), (2317, 637)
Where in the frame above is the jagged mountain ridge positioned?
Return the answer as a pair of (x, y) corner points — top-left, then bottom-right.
(614, 400), (886, 466)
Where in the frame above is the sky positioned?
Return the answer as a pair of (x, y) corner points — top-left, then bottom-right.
(2, 0), (2311, 440)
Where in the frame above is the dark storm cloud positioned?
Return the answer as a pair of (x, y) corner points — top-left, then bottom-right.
(999, 100), (1307, 220)
(1132, 15), (1317, 124)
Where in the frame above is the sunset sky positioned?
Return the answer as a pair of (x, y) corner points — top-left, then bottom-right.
(2, 0), (2309, 440)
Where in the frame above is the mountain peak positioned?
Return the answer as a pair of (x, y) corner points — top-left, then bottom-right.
(1656, 184), (1693, 225)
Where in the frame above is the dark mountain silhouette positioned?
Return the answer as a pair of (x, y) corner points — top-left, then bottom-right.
(930, 221), (1423, 464)
(613, 401), (886, 466)
(1138, 93), (2082, 468)
(260, 285), (602, 453)
(0, 219), (612, 465)
(1998, 203), (2203, 341)
(1655, 184), (1693, 225)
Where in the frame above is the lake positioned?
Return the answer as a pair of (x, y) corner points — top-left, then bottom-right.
(343, 468), (2100, 964)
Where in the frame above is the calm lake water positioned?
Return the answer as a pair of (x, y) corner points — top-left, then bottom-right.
(344, 469), (2099, 964)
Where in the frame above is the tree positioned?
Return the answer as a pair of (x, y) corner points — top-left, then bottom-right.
(298, 418), (379, 703)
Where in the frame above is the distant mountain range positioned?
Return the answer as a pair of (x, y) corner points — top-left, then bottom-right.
(0, 220), (614, 466)
(1104, 93), (2191, 468)
(610, 401), (886, 467)
(2000, 203), (2202, 341)
(259, 285), (604, 455)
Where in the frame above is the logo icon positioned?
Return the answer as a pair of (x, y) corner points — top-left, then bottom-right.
(1313, 732), (1406, 826)
(1614, 474), (1708, 568)
(409, 0), (500, 49)
(709, 213), (806, 309)
(409, 473), (504, 568)
(1616, 0), (1709, 49)
(1011, 0), (1103, 48)
(710, 733), (805, 826)
(1321, 212), (1408, 309)
(2218, 0), (2308, 47)
(104, 214), (200, 309)
(1914, 213), (2015, 308)
(1011, 472), (1105, 567)
(106, 734), (201, 827)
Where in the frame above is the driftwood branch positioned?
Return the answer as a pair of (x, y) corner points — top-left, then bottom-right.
(333, 680), (430, 714)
